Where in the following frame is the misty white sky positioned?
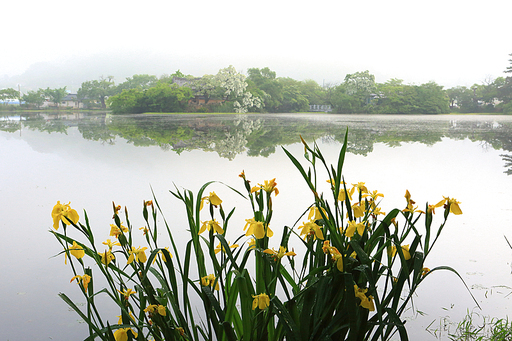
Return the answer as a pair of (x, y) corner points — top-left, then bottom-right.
(2, 0), (511, 88)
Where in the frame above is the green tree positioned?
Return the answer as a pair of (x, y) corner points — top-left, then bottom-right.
(247, 67), (282, 112)
(78, 76), (115, 109)
(344, 70), (377, 107)
(108, 83), (194, 114)
(0, 87), (22, 105)
(116, 74), (158, 92)
(107, 89), (143, 114)
(276, 77), (309, 112)
(297, 79), (326, 105)
(43, 87), (68, 107)
(22, 89), (46, 108)
(329, 83), (362, 113)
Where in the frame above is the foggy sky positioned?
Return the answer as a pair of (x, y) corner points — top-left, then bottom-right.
(1, 0), (511, 91)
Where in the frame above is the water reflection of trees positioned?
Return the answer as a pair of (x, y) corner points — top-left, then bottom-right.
(4, 113), (512, 174)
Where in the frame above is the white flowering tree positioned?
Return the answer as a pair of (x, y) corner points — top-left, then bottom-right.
(216, 65), (262, 113)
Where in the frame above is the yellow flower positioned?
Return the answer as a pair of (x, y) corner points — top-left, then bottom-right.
(322, 241), (343, 271)
(110, 223), (128, 238)
(248, 238), (256, 249)
(102, 239), (120, 250)
(252, 293), (270, 310)
(144, 200), (153, 207)
(308, 206), (327, 221)
(214, 241), (239, 254)
(388, 244), (411, 260)
(158, 247), (172, 262)
(127, 246), (148, 264)
(144, 304), (166, 316)
(117, 312), (135, 324)
(344, 220), (366, 238)
(298, 221), (324, 240)
(244, 218), (273, 239)
(113, 328), (137, 341)
(139, 226), (148, 235)
(363, 190), (384, 200)
(70, 274), (91, 292)
(338, 187), (355, 202)
(444, 196), (463, 215)
(370, 207), (385, 217)
(352, 182), (368, 194)
(52, 201), (79, 230)
(198, 219), (224, 235)
(69, 241), (85, 259)
(422, 267), (430, 276)
(354, 284), (375, 311)
(263, 246), (296, 261)
(99, 250), (115, 265)
(117, 288), (136, 300)
(200, 192), (223, 210)
(251, 178), (279, 196)
(201, 274), (219, 290)
(351, 203), (365, 218)
(177, 327), (185, 336)
(330, 247), (344, 272)
(322, 240), (331, 254)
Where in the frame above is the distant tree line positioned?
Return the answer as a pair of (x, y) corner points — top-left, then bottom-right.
(3, 54), (512, 114)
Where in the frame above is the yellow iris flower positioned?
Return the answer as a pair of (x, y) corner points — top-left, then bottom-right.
(69, 241), (85, 259)
(117, 312), (135, 324)
(308, 206), (327, 221)
(351, 203), (365, 218)
(113, 328), (138, 341)
(252, 293), (270, 310)
(198, 219), (224, 235)
(99, 250), (115, 265)
(244, 218), (273, 239)
(444, 196), (463, 215)
(363, 190), (384, 200)
(338, 187), (355, 202)
(70, 274), (91, 292)
(214, 241), (239, 254)
(127, 246), (148, 264)
(201, 274), (220, 290)
(200, 192), (223, 210)
(352, 182), (368, 194)
(110, 223), (128, 238)
(52, 201), (79, 230)
(388, 244), (411, 260)
(298, 221), (324, 240)
(117, 288), (136, 300)
(251, 178), (279, 196)
(344, 220), (365, 238)
(263, 246), (296, 261)
(102, 239), (121, 250)
(144, 304), (167, 316)
(354, 284), (375, 311)
(322, 241), (343, 272)
(157, 247), (172, 262)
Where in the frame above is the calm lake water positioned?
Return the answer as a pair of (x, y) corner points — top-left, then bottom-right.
(1, 112), (512, 340)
